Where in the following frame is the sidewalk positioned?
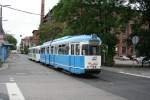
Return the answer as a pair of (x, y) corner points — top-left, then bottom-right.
(114, 59), (149, 67)
(0, 55), (12, 71)
(102, 66), (150, 78)
(0, 63), (9, 71)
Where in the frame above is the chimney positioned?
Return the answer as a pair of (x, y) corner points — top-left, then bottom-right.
(40, 0), (45, 23)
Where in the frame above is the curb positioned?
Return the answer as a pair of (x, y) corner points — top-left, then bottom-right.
(102, 66), (150, 78)
(114, 64), (150, 68)
(0, 63), (9, 71)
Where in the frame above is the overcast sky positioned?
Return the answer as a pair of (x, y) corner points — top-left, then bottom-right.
(1, 0), (59, 45)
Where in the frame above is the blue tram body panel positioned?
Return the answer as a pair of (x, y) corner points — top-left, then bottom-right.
(70, 56), (85, 74)
(40, 54), (45, 63)
(50, 55), (55, 65)
(45, 54), (49, 65)
(41, 54), (85, 74)
(54, 55), (85, 74)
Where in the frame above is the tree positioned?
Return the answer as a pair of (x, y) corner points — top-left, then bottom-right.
(128, 0), (150, 58)
(53, 0), (135, 65)
(5, 34), (17, 50)
(39, 21), (64, 44)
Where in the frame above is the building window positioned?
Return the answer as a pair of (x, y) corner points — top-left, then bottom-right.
(122, 47), (126, 54)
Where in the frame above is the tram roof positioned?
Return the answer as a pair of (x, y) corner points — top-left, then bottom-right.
(51, 34), (101, 45)
(29, 45), (41, 49)
(41, 34), (101, 47)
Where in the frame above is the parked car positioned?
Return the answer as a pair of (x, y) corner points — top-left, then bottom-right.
(119, 55), (130, 60)
(136, 56), (150, 64)
(136, 57), (145, 64)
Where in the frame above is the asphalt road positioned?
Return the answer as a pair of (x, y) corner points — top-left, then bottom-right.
(0, 54), (150, 100)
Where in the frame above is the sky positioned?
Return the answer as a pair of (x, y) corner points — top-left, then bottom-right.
(1, 0), (59, 45)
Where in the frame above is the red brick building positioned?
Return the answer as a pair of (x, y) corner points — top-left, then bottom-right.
(32, 30), (40, 46)
(20, 36), (32, 48)
(116, 21), (134, 57)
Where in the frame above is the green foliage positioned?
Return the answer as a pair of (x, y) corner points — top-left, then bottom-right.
(131, 27), (150, 57)
(53, 0), (131, 65)
(128, 0), (150, 58)
(39, 21), (64, 44)
(99, 33), (118, 66)
(24, 45), (29, 54)
(39, 0), (145, 65)
(137, 30), (150, 57)
(5, 34), (17, 50)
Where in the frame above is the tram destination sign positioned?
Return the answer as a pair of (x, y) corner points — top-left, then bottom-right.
(89, 40), (99, 44)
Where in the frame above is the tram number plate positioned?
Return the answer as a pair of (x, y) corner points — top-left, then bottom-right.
(88, 65), (97, 69)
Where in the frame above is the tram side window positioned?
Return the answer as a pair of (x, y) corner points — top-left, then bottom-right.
(39, 50), (41, 54)
(41, 48), (45, 54)
(46, 47), (49, 54)
(33, 49), (35, 54)
(75, 44), (80, 55)
(58, 45), (62, 54)
(65, 45), (69, 55)
(82, 45), (88, 55)
(51, 46), (54, 54)
(58, 44), (69, 55)
(54, 47), (58, 55)
(59, 44), (69, 55)
(35, 49), (36, 53)
(71, 45), (74, 55)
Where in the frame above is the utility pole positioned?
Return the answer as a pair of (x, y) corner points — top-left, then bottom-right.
(0, 5), (10, 43)
(0, 5), (5, 43)
(40, 0), (45, 23)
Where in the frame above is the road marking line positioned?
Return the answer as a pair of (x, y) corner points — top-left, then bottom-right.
(16, 73), (26, 75)
(119, 71), (150, 79)
(9, 77), (15, 82)
(6, 83), (25, 100)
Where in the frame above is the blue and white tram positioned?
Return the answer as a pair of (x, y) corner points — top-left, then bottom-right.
(39, 34), (102, 74)
(28, 46), (41, 62)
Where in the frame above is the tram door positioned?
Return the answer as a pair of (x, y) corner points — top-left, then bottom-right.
(70, 44), (75, 67)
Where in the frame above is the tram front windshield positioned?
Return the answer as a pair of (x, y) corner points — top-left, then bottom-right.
(82, 44), (100, 55)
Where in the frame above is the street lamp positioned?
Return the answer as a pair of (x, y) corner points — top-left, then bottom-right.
(0, 4), (11, 19)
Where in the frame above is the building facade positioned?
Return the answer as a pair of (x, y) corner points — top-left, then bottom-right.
(20, 36), (33, 54)
(32, 30), (40, 46)
(116, 21), (134, 57)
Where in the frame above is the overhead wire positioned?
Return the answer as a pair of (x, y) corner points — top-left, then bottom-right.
(4, 6), (40, 16)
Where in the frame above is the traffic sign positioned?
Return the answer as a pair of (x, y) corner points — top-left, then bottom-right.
(132, 36), (139, 45)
